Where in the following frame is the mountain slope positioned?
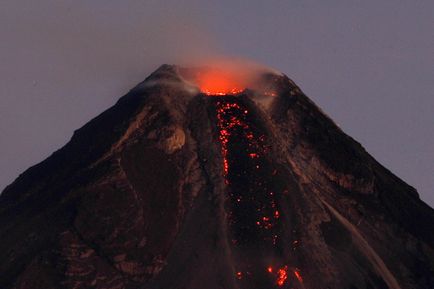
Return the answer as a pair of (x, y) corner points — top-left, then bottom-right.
(1, 65), (433, 289)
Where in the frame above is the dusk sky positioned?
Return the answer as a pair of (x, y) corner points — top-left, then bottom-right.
(0, 0), (433, 206)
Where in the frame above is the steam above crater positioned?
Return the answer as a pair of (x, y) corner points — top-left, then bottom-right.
(178, 58), (282, 96)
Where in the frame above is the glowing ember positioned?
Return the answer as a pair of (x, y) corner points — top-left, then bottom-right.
(249, 153), (259, 158)
(197, 70), (245, 95)
(294, 268), (303, 283)
(274, 210), (280, 218)
(276, 266), (289, 286)
(267, 265), (289, 286)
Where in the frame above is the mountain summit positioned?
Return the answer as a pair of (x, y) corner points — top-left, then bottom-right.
(1, 65), (433, 289)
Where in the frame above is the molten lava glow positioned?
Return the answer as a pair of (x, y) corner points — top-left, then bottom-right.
(196, 70), (245, 95)
(294, 268), (303, 283)
(214, 97), (303, 287)
(267, 265), (289, 286)
(276, 266), (288, 286)
(215, 100), (279, 235)
(215, 102), (246, 175)
(276, 266), (289, 286)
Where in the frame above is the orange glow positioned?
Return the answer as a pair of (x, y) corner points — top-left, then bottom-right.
(249, 153), (259, 158)
(276, 266), (289, 286)
(294, 268), (303, 283)
(196, 69), (245, 95)
(267, 265), (289, 286)
(256, 216), (274, 230)
(274, 210), (280, 218)
(215, 102), (248, 176)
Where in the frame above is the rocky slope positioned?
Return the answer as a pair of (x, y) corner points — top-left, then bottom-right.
(0, 65), (433, 289)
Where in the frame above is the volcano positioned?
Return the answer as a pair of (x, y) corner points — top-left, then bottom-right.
(1, 65), (433, 289)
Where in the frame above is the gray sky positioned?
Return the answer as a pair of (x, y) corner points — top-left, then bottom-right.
(0, 0), (433, 206)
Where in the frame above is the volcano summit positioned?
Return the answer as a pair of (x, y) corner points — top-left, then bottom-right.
(0, 65), (433, 289)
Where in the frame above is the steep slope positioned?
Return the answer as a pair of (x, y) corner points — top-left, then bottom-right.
(0, 65), (433, 289)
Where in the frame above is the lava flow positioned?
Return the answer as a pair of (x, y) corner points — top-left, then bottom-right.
(212, 95), (303, 288)
(214, 97), (279, 243)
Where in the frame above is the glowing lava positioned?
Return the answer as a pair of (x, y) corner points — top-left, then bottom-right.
(214, 99), (280, 242)
(215, 101), (250, 176)
(267, 265), (289, 287)
(294, 268), (303, 283)
(212, 96), (304, 287)
(276, 266), (289, 286)
(196, 69), (245, 95)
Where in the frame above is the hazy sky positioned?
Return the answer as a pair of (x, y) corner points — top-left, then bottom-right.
(0, 0), (433, 206)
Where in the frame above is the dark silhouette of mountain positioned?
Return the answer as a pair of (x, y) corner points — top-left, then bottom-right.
(1, 65), (433, 289)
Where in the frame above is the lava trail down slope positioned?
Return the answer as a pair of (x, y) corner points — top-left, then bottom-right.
(212, 96), (300, 288)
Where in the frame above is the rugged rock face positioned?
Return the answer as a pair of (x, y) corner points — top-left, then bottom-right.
(1, 65), (433, 289)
